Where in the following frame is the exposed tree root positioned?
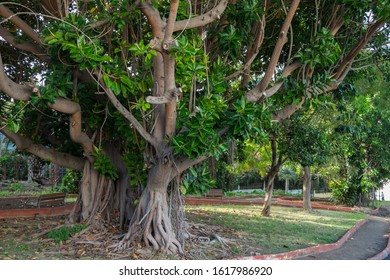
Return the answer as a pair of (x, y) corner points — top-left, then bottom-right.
(117, 189), (183, 254)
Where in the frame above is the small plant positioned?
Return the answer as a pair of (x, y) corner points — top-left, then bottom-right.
(91, 147), (119, 180)
(47, 224), (87, 243)
(58, 169), (81, 193)
(9, 182), (23, 192)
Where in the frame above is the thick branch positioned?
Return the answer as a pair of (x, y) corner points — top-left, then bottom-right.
(245, 61), (301, 102)
(0, 122), (85, 171)
(0, 4), (43, 44)
(334, 20), (385, 80)
(272, 97), (305, 122)
(173, 0), (229, 32)
(0, 53), (95, 157)
(162, 1), (180, 138)
(256, 0), (300, 92)
(49, 98), (95, 155)
(0, 27), (46, 59)
(139, 1), (164, 37)
(171, 155), (209, 180)
(164, 0), (179, 41)
(0, 53), (32, 100)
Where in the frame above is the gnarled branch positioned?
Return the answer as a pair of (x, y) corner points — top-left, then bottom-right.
(0, 52), (95, 158)
(0, 4), (43, 44)
(256, 0), (300, 92)
(1, 119), (85, 171)
(173, 0), (229, 32)
(0, 27), (46, 59)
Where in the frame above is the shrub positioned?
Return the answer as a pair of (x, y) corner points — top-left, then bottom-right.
(9, 182), (23, 192)
(329, 179), (358, 206)
(58, 169), (81, 193)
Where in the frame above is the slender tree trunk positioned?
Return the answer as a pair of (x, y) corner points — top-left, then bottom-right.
(209, 157), (216, 181)
(27, 155), (33, 183)
(285, 178), (289, 193)
(261, 139), (284, 216)
(261, 169), (278, 216)
(302, 166), (312, 211)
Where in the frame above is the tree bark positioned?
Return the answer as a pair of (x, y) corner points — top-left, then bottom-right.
(302, 166), (312, 211)
(105, 143), (133, 231)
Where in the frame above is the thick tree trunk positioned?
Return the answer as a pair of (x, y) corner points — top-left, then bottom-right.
(302, 166), (312, 211)
(70, 160), (116, 228)
(105, 144), (133, 231)
(118, 161), (183, 254)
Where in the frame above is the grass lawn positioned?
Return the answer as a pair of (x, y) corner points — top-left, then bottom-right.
(185, 204), (367, 255)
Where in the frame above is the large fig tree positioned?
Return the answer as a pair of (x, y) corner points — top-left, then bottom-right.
(0, 0), (388, 254)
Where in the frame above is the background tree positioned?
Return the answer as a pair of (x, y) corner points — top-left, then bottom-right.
(329, 62), (390, 206)
(283, 111), (332, 211)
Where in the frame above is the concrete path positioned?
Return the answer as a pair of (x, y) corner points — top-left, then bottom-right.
(296, 215), (390, 260)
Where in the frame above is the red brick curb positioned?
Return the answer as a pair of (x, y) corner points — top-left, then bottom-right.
(229, 218), (368, 260)
(0, 204), (75, 219)
(184, 197), (355, 212)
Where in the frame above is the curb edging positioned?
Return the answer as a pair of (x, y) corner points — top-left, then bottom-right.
(229, 218), (368, 260)
(0, 204), (75, 219)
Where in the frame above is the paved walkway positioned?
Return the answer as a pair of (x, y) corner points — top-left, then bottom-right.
(296, 215), (390, 260)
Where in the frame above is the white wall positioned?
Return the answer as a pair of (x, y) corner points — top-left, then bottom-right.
(379, 183), (390, 201)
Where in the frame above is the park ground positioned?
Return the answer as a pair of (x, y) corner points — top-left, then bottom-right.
(2, 196), (387, 260)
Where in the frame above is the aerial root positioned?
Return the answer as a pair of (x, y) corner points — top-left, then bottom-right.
(116, 190), (183, 254)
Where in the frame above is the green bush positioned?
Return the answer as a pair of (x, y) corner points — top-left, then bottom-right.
(9, 182), (24, 192)
(181, 164), (216, 195)
(58, 169), (81, 193)
(329, 179), (358, 206)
